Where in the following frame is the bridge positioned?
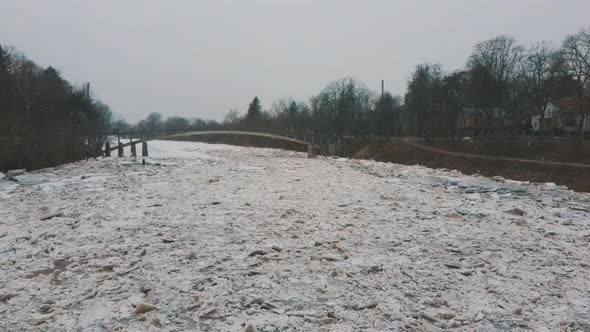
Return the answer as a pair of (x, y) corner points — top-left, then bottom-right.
(102, 129), (352, 158)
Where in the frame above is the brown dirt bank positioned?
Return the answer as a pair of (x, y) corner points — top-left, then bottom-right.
(352, 141), (590, 192)
(430, 139), (590, 164)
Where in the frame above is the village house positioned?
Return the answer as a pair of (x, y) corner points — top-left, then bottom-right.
(531, 98), (590, 136)
(457, 107), (513, 136)
(457, 107), (483, 129)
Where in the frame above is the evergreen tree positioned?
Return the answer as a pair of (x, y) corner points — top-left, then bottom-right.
(287, 100), (298, 117)
(246, 96), (262, 126)
(0, 44), (13, 105)
(0, 44), (17, 136)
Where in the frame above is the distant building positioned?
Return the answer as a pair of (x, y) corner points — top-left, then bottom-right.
(457, 107), (511, 135)
(458, 107), (483, 129)
(531, 101), (560, 133)
(531, 98), (590, 135)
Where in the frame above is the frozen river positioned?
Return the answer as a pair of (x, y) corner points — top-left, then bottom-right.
(1, 140), (589, 331)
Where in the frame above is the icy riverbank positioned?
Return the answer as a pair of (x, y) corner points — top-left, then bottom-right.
(1, 140), (589, 331)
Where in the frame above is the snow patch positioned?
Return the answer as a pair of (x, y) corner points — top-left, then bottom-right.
(0, 140), (588, 331)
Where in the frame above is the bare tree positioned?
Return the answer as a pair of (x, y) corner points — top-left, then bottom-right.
(145, 112), (163, 135)
(111, 116), (131, 133)
(405, 63), (443, 137)
(562, 26), (590, 141)
(223, 109), (240, 128)
(372, 92), (401, 136)
(469, 35), (524, 88)
(442, 71), (466, 146)
(164, 116), (190, 131)
(311, 77), (373, 136)
(468, 35), (524, 135)
(519, 41), (564, 135)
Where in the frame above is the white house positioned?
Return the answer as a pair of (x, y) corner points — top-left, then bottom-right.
(531, 101), (560, 132)
(531, 98), (590, 135)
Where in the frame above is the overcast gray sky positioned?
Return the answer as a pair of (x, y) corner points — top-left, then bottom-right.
(1, 0), (589, 122)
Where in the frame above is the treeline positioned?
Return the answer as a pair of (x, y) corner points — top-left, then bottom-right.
(4, 26), (587, 172)
(221, 27), (590, 142)
(403, 28), (589, 142)
(111, 112), (222, 137)
(0, 44), (112, 171)
(223, 78), (402, 137)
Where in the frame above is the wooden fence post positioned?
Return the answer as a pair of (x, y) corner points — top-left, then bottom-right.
(307, 145), (316, 158)
(142, 142), (149, 157)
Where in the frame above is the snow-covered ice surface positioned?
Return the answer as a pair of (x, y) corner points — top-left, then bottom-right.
(1, 140), (589, 331)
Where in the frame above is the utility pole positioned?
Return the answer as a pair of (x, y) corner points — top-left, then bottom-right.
(86, 83), (90, 102)
(381, 79), (388, 136)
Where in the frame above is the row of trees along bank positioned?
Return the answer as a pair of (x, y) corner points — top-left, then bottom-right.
(5, 26), (587, 172)
(221, 27), (590, 144)
(0, 44), (112, 171)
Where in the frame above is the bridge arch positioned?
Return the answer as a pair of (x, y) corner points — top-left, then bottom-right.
(105, 130), (323, 157)
(162, 130), (318, 157)
(164, 130), (316, 147)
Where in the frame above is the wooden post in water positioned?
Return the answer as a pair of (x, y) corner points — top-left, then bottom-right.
(118, 142), (124, 157)
(105, 142), (111, 157)
(142, 142), (149, 157)
(129, 138), (136, 157)
(328, 143), (335, 155)
(307, 145), (316, 158)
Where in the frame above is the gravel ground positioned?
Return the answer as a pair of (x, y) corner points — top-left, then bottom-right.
(0, 140), (589, 331)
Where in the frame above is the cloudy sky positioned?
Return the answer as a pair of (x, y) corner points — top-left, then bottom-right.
(1, 0), (589, 122)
